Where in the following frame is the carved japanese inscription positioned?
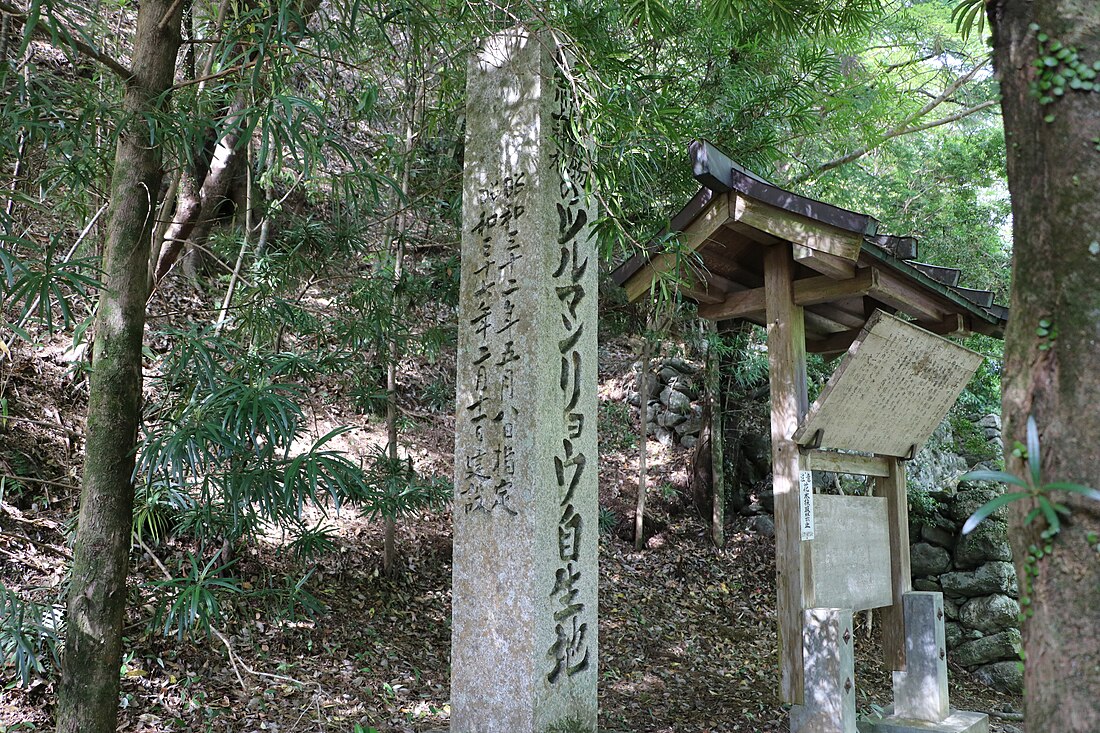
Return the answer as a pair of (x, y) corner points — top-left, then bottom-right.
(546, 47), (593, 685)
(457, 171), (527, 517)
(451, 28), (597, 732)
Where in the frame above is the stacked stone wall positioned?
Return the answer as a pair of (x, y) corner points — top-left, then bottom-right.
(907, 413), (1022, 694)
(626, 357), (705, 448)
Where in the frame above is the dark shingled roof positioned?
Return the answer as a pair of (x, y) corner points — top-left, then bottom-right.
(611, 140), (1008, 342)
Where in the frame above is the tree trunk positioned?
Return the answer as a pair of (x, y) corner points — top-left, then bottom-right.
(634, 339), (652, 550)
(706, 321), (725, 547)
(151, 0), (322, 284)
(990, 2), (1100, 730)
(55, 2), (185, 732)
(382, 25), (424, 577)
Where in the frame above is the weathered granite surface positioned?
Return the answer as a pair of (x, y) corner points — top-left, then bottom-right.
(452, 27), (598, 733)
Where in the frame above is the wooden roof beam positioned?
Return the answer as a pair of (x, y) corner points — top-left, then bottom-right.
(923, 313), (970, 337)
(622, 192), (733, 302)
(699, 267), (878, 322)
(732, 194), (863, 262)
(868, 268), (946, 324)
(794, 244), (856, 280)
(805, 311), (853, 337)
(807, 328), (861, 355)
(680, 285), (724, 305)
(809, 303), (867, 330)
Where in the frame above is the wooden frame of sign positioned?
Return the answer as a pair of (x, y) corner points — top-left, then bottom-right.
(791, 311), (983, 675)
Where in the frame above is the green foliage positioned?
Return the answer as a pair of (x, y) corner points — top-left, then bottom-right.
(151, 551), (242, 640)
(544, 716), (594, 733)
(598, 506), (619, 535)
(284, 523), (339, 562)
(1030, 25), (1100, 116)
(960, 416), (1100, 536)
(726, 328), (770, 393)
(948, 410), (997, 463)
(908, 487), (947, 529)
(957, 335), (1003, 416)
(951, 0), (985, 41)
(0, 238), (99, 335)
(357, 446), (451, 523)
(1035, 317), (1057, 351)
(132, 481), (194, 546)
(702, 0), (881, 37)
(140, 327), (374, 549)
(0, 583), (62, 687)
(598, 400), (636, 453)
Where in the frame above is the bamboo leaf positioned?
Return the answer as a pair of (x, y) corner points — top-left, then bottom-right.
(1043, 482), (1100, 502)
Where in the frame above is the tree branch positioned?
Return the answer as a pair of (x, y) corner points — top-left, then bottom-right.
(789, 59), (995, 185)
(0, 0), (133, 80)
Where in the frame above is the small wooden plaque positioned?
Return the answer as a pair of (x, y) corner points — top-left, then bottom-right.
(794, 310), (983, 458)
(811, 495), (893, 612)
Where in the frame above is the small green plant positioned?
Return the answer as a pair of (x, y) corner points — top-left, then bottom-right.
(132, 480), (193, 546)
(598, 506), (619, 535)
(0, 583), (62, 686)
(960, 416), (1100, 536)
(151, 551), (243, 640)
(544, 717), (593, 733)
(284, 522), (339, 561)
(948, 411), (997, 463)
(1027, 24), (1100, 124)
(420, 378), (454, 413)
(598, 400), (635, 453)
(907, 487), (946, 529)
(1035, 318), (1058, 351)
(358, 446), (451, 523)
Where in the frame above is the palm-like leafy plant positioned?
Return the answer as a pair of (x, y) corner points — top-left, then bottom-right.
(961, 415), (1100, 536)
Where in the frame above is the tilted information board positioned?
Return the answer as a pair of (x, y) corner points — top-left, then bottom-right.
(793, 310), (983, 458)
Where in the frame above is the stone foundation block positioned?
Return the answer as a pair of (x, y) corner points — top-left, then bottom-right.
(790, 608), (856, 733)
(861, 710), (989, 733)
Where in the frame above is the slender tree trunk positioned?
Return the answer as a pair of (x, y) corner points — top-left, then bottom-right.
(706, 321), (724, 547)
(151, 0), (321, 284)
(382, 25), (425, 576)
(990, 2), (1100, 730)
(634, 338), (652, 550)
(55, 1), (185, 731)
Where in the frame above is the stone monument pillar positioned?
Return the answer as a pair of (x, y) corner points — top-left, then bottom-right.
(451, 28), (598, 733)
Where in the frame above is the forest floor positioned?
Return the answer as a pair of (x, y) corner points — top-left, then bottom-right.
(0, 333), (1025, 732)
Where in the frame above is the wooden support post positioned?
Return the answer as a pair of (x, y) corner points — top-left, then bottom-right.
(764, 244), (813, 704)
(874, 457), (912, 671)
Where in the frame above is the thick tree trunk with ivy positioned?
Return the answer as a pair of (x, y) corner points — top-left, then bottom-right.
(990, 2), (1100, 730)
(54, 2), (185, 732)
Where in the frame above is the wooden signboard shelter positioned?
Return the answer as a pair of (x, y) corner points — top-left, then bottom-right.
(612, 141), (1007, 733)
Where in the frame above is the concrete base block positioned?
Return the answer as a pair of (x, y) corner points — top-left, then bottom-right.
(860, 710), (989, 733)
(893, 592), (950, 722)
(790, 608), (857, 733)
